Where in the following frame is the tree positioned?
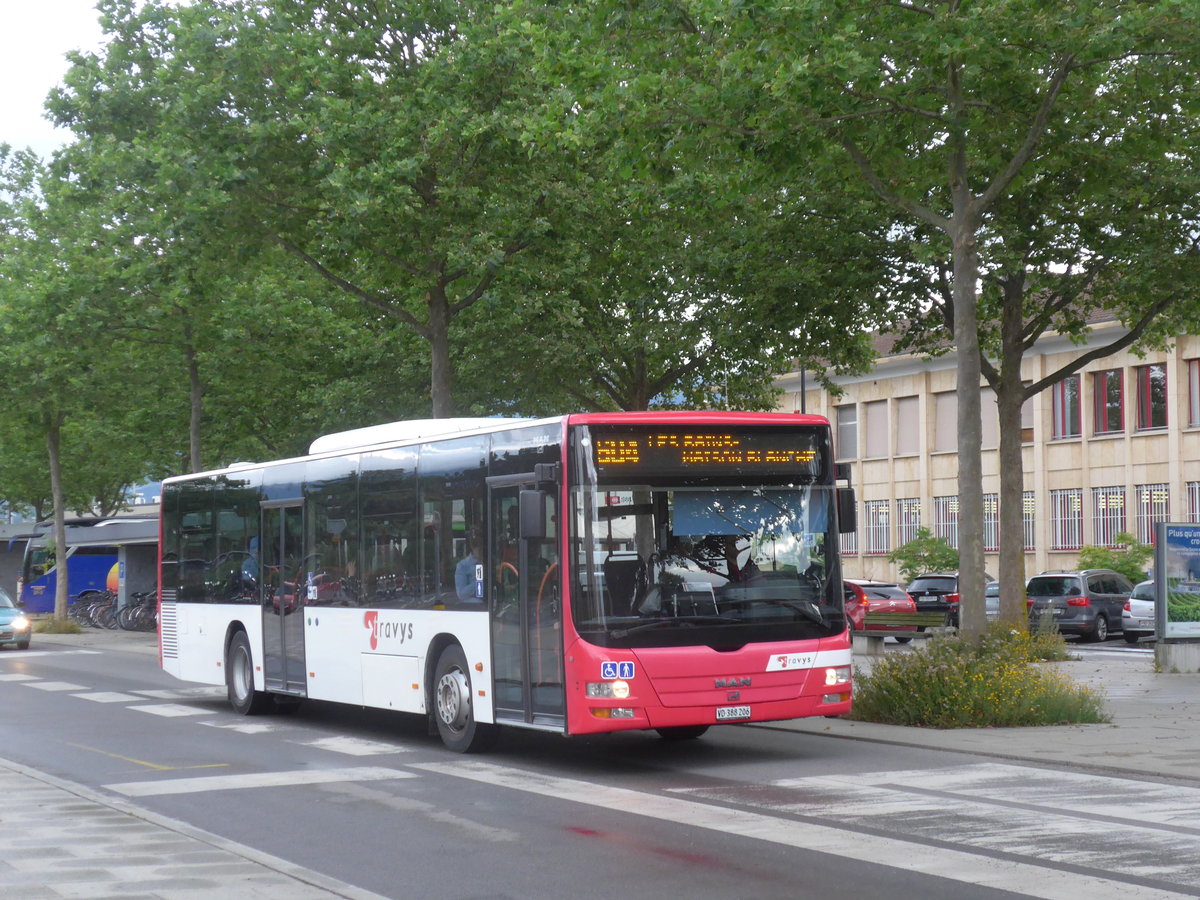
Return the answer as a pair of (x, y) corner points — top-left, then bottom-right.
(550, 0), (1200, 637)
(53, 0), (585, 419)
(888, 528), (959, 585)
(1078, 533), (1155, 586)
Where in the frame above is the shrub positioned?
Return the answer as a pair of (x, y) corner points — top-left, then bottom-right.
(851, 624), (1107, 728)
(1077, 531), (1154, 585)
(887, 527), (959, 583)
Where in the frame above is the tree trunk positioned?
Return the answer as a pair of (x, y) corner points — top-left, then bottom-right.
(995, 280), (1029, 624)
(951, 221), (986, 639)
(45, 414), (69, 623)
(427, 287), (454, 418)
(184, 328), (204, 474)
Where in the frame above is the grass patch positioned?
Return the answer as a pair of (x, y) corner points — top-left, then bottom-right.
(851, 622), (1108, 728)
(34, 617), (82, 634)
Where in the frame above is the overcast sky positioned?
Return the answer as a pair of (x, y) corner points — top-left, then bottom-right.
(2, 1), (107, 160)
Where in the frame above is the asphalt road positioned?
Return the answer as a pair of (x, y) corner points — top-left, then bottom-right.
(1, 638), (1196, 900)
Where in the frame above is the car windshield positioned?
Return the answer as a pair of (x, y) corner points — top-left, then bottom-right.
(1130, 582), (1156, 601)
(1027, 576), (1081, 597)
(571, 484), (845, 648)
(0, 588), (14, 608)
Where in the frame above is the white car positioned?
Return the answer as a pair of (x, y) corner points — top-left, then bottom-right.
(1121, 580), (1156, 644)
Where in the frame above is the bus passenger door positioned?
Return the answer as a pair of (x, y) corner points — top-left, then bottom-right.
(261, 501), (307, 695)
(488, 478), (564, 727)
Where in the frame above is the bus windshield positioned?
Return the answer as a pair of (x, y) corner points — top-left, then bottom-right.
(571, 484), (844, 648)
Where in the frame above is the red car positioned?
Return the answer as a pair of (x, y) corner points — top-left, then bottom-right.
(843, 579), (918, 643)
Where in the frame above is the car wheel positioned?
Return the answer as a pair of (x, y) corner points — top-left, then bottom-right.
(1123, 632), (1141, 645)
(1087, 615), (1109, 643)
(16, 638), (29, 650)
(893, 637), (912, 644)
(656, 726), (710, 741)
(433, 644), (497, 753)
(226, 631), (272, 715)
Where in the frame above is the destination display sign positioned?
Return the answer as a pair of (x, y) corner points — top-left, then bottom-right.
(589, 427), (825, 480)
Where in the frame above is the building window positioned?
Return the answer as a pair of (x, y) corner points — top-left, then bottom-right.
(1051, 375), (1081, 439)
(1023, 491), (1036, 551)
(980, 389), (999, 450)
(1136, 484), (1170, 545)
(1092, 486), (1126, 549)
(896, 498), (921, 546)
(1189, 360), (1200, 427)
(836, 405), (857, 461)
(894, 397), (919, 456)
(933, 495), (959, 549)
(933, 392), (957, 453)
(864, 401), (888, 459)
(863, 500), (890, 555)
(1136, 363), (1168, 430)
(1189, 483), (1200, 524)
(1050, 488), (1083, 551)
(1093, 369), (1123, 434)
(983, 493), (999, 553)
(1021, 389), (1035, 443)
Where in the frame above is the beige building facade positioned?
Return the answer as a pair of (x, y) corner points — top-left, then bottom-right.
(776, 320), (1200, 584)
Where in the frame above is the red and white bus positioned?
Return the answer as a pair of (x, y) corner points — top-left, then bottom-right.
(159, 411), (856, 751)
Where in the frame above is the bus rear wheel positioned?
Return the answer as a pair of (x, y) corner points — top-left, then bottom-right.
(226, 631), (272, 715)
(433, 645), (496, 753)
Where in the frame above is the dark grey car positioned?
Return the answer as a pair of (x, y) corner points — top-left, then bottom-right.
(1025, 569), (1134, 642)
(905, 571), (996, 628)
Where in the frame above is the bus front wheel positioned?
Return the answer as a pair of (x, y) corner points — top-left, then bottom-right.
(226, 631), (272, 715)
(433, 645), (496, 753)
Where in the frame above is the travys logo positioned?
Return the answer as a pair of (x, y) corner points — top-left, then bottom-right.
(363, 611), (414, 650)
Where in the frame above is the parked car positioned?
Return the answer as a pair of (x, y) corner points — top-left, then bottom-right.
(905, 571), (995, 628)
(0, 587), (31, 650)
(1025, 569), (1134, 642)
(985, 581), (1000, 621)
(844, 579), (918, 642)
(1122, 579), (1157, 644)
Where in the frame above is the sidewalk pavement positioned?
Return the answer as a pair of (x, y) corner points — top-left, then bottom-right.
(3, 629), (1197, 898)
(782, 645), (1200, 783)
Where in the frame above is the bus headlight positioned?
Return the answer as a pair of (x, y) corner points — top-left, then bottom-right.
(824, 666), (851, 686)
(586, 680), (630, 699)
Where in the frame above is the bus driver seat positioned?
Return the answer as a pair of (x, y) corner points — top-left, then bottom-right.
(602, 556), (645, 618)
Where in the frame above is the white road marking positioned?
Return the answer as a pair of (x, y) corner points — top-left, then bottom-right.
(106, 766), (415, 797)
(25, 681), (89, 691)
(201, 721), (278, 735)
(0, 649), (100, 658)
(128, 703), (213, 718)
(413, 760), (1195, 900)
(73, 691), (141, 703)
(0, 673), (39, 681)
(296, 736), (410, 757)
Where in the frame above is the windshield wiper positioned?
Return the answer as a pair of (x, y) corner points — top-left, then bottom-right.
(611, 615), (741, 638)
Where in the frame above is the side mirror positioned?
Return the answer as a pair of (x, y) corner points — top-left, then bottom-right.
(519, 489), (547, 540)
(837, 487), (857, 535)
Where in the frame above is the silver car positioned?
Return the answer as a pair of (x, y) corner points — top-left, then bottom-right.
(1122, 579), (1156, 644)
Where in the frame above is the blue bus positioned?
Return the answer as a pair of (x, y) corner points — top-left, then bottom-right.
(17, 517), (158, 614)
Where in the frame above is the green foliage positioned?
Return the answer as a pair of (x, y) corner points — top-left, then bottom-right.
(887, 527), (959, 584)
(1077, 532), (1155, 585)
(851, 625), (1107, 728)
(34, 617), (82, 635)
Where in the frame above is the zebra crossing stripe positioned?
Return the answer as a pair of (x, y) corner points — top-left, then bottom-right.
(106, 766), (415, 797)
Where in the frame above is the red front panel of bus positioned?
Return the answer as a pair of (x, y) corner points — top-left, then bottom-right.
(560, 631), (852, 735)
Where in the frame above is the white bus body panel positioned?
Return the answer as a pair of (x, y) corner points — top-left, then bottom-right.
(161, 602), (494, 723)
